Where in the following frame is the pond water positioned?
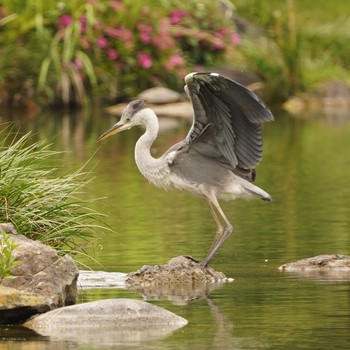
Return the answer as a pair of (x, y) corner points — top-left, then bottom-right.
(0, 105), (350, 349)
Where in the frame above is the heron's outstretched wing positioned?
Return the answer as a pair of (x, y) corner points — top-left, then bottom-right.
(177, 72), (274, 172)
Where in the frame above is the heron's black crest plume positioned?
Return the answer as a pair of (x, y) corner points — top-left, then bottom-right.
(130, 99), (145, 113)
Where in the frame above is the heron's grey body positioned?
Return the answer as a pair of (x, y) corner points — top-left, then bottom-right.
(134, 110), (269, 200)
(99, 72), (274, 267)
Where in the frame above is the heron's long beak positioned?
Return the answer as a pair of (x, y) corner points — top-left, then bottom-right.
(98, 121), (130, 142)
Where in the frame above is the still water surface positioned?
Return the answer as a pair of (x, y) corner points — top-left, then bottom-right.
(0, 106), (349, 349)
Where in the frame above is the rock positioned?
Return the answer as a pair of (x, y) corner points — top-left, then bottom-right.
(149, 102), (193, 118)
(125, 257), (232, 304)
(126, 256), (230, 287)
(283, 80), (350, 121)
(137, 87), (182, 104)
(0, 223), (79, 310)
(279, 254), (350, 271)
(106, 101), (193, 119)
(25, 299), (187, 346)
(0, 286), (49, 325)
(279, 254), (350, 281)
(205, 66), (263, 92)
(78, 270), (127, 289)
(77, 270), (232, 305)
(0, 223), (17, 234)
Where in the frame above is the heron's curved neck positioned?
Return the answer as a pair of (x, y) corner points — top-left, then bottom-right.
(135, 109), (160, 171)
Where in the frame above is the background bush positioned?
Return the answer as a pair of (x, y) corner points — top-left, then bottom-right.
(0, 0), (240, 106)
(1, 0), (349, 106)
(234, 0), (350, 102)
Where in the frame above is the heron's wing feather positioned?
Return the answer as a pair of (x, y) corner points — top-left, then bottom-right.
(181, 73), (274, 170)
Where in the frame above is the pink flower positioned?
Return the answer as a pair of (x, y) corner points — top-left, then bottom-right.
(159, 18), (170, 35)
(137, 23), (152, 43)
(151, 19), (175, 50)
(110, 0), (123, 11)
(104, 26), (133, 48)
(59, 15), (73, 28)
(97, 36), (108, 48)
(79, 15), (100, 32)
(212, 36), (225, 50)
(79, 15), (87, 32)
(107, 48), (118, 61)
(120, 27), (133, 44)
(73, 58), (83, 70)
(164, 53), (184, 70)
(169, 9), (187, 24)
(152, 23), (175, 50)
(140, 32), (151, 43)
(104, 27), (120, 38)
(157, 36), (175, 50)
(213, 29), (227, 49)
(138, 52), (152, 69)
(215, 28), (229, 37)
(231, 32), (241, 45)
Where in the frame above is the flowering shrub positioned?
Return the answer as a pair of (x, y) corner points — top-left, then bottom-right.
(0, 0), (240, 105)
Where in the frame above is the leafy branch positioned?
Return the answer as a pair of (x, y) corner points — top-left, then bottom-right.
(0, 231), (20, 283)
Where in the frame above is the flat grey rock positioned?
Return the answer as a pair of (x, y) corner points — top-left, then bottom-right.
(106, 101), (193, 118)
(78, 270), (127, 289)
(137, 87), (182, 104)
(279, 254), (350, 281)
(25, 299), (187, 346)
(279, 254), (350, 271)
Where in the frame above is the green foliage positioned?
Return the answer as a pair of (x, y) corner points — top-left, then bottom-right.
(0, 231), (20, 283)
(0, 127), (106, 254)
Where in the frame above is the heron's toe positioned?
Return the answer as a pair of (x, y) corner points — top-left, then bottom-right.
(182, 255), (201, 263)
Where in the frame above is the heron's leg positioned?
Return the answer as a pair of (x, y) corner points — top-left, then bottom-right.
(183, 199), (224, 265)
(201, 197), (233, 268)
(206, 198), (224, 254)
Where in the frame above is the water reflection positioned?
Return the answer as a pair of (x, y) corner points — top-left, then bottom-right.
(1, 106), (350, 349)
(281, 269), (350, 282)
(28, 321), (186, 348)
(128, 281), (228, 305)
(205, 297), (267, 350)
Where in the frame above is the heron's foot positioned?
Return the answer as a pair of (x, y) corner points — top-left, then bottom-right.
(198, 259), (209, 269)
(182, 255), (209, 269)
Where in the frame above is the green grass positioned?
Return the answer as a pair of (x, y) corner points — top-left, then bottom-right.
(0, 126), (107, 256)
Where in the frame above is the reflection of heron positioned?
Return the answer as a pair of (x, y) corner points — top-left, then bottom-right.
(99, 72), (274, 267)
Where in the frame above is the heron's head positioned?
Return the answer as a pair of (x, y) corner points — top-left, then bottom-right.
(98, 100), (146, 141)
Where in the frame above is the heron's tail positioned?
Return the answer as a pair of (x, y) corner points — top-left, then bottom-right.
(261, 193), (273, 202)
(244, 182), (273, 202)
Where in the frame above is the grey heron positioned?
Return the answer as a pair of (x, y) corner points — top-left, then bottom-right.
(99, 72), (274, 267)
